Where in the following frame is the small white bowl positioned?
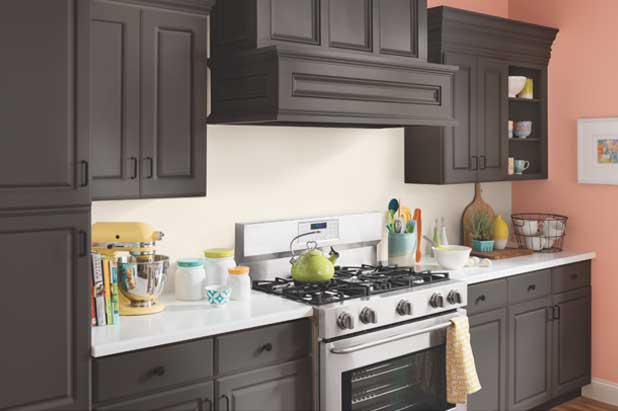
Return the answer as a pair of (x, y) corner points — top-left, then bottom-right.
(517, 220), (539, 236)
(433, 245), (472, 270)
(508, 76), (527, 98)
(524, 236), (546, 251)
(204, 285), (232, 307)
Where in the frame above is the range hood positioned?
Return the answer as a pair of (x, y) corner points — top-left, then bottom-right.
(208, 0), (457, 128)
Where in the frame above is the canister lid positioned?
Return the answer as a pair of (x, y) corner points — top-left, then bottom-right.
(228, 266), (250, 275)
(177, 258), (204, 268)
(204, 248), (234, 258)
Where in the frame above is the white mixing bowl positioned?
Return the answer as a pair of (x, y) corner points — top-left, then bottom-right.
(433, 245), (472, 270)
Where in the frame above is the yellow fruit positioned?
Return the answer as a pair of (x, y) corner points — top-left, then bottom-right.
(492, 215), (509, 240)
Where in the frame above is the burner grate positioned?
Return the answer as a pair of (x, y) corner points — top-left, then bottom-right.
(252, 265), (450, 306)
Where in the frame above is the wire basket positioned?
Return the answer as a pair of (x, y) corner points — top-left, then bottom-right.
(511, 213), (568, 253)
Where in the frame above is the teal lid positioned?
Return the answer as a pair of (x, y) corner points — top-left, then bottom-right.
(177, 258), (204, 268)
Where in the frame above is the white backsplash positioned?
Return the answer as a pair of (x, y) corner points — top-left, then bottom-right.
(93, 125), (511, 291)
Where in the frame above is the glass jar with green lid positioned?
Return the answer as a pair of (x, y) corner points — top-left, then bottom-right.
(204, 248), (235, 286)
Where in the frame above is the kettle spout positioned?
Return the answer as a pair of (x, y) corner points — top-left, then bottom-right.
(328, 246), (340, 264)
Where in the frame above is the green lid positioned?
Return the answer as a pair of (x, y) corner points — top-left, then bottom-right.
(177, 258), (204, 268)
(204, 248), (234, 258)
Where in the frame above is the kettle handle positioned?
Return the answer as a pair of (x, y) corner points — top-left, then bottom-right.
(289, 231), (321, 264)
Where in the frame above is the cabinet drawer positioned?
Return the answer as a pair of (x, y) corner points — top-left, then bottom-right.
(508, 270), (550, 304)
(467, 279), (508, 315)
(552, 261), (591, 293)
(94, 339), (213, 403)
(216, 320), (310, 376)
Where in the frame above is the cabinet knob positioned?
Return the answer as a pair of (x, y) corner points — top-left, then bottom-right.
(260, 343), (273, 352)
(475, 295), (486, 305)
(570, 273), (578, 280)
(527, 284), (537, 292)
(152, 366), (166, 377)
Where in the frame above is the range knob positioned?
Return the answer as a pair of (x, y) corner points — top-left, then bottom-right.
(429, 293), (445, 308)
(396, 300), (413, 316)
(447, 290), (463, 305)
(359, 307), (378, 324)
(337, 312), (355, 330)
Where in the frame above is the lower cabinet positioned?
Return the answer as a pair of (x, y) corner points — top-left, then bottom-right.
(552, 287), (591, 396)
(216, 359), (312, 411)
(507, 297), (552, 411)
(96, 382), (214, 411)
(468, 308), (507, 411)
(467, 261), (591, 411)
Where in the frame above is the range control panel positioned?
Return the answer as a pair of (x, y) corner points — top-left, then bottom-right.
(298, 219), (340, 243)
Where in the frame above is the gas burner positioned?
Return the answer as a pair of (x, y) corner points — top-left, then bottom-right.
(252, 266), (450, 305)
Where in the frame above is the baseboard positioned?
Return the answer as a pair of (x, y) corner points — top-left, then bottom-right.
(583, 378), (618, 406)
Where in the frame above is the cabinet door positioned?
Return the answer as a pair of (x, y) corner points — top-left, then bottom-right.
(477, 57), (508, 182)
(328, 0), (373, 52)
(552, 287), (591, 397)
(216, 359), (311, 411)
(91, 1), (141, 200)
(468, 308), (507, 411)
(0, 0), (90, 209)
(443, 52), (478, 183)
(96, 381), (214, 411)
(507, 297), (552, 411)
(0, 210), (90, 410)
(141, 9), (207, 198)
(377, 0), (426, 60)
(266, 0), (321, 46)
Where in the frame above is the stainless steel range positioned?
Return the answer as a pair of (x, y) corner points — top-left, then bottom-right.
(236, 212), (468, 411)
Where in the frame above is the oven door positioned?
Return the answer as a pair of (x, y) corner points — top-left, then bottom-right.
(320, 310), (466, 411)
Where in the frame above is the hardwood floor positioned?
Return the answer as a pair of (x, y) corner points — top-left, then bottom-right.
(550, 397), (618, 411)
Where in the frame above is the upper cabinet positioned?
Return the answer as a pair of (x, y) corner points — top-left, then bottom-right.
(91, 0), (208, 200)
(209, 0), (458, 127)
(405, 7), (558, 184)
(0, 0), (90, 210)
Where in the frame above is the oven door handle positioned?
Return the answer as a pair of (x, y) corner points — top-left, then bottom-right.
(329, 321), (454, 355)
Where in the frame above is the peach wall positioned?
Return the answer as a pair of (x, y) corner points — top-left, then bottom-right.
(427, 0), (508, 17)
(509, 0), (618, 384)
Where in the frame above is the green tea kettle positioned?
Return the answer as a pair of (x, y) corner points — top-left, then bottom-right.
(289, 231), (340, 283)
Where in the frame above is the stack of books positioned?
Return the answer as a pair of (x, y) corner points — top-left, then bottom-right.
(91, 252), (120, 326)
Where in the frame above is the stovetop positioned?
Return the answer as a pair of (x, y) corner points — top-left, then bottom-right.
(252, 264), (450, 306)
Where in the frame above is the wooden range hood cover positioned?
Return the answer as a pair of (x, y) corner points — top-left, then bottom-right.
(207, 0), (458, 128)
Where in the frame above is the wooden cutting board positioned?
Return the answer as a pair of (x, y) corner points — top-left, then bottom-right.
(462, 183), (495, 246)
(471, 247), (534, 260)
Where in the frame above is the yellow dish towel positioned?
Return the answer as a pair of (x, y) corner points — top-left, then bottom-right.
(446, 316), (482, 404)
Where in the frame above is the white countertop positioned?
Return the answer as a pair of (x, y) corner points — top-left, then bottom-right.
(92, 250), (594, 357)
(416, 250), (596, 284)
(91, 291), (313, 358)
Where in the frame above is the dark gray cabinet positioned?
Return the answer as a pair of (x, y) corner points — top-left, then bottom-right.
(466, 262), (591, 411)
(91, 0), (207, 200)
(0, 209), (91, 411)
(405, 7), (557, 184)
(96, 382), (214, 411)
(468, 308), (507, 411)
(91, 1), (141, 199)
(377, 0), (426, 60)
(507, 297), (552, 411)
(551, 287), (591, 397)
(216, 359), (312, 411)
(0, 0), (90, 210)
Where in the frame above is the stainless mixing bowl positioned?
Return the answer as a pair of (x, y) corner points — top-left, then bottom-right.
(119, 255), (169, 307)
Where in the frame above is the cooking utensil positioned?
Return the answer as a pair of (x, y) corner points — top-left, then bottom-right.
(433, 245), (472, 270)
(289, 231), (339, 282)
(388, 198), (399, 220)
(406, 220), (416, 234)
(462, 183), (495, 247)
(423, 235), (437, 247)
(118, 255), (169, 314)
(414, 208), (422, 262)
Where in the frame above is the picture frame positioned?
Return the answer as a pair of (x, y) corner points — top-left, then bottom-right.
(577, 117), (618, 185)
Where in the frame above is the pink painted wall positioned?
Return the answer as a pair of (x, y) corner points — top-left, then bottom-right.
(427, 0), (508, 17)
(509, 0), (618, 384)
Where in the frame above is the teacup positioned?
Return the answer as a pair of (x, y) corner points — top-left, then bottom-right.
(514, 159), (530, 174)
(525, 236), (546, 251)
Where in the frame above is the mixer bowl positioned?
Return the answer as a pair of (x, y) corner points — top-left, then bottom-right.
(119, 255), (169, 307)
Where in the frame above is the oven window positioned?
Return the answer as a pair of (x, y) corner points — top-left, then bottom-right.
(341, 344), (451, 411)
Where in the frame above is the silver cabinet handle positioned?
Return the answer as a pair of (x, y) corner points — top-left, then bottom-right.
(329, 321), (454, 354)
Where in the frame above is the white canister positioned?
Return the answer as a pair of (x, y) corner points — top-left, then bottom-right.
(228, 266), (251, 301)
(204, 248), (236, 286)
(175, 258), (206, 301)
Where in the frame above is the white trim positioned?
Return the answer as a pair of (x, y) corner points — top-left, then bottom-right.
(583, 378), (618, 406)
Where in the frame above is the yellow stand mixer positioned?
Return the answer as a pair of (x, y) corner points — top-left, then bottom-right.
(92, 222), (168, 316)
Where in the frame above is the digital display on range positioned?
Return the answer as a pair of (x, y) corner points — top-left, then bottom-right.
(310, 222), (327, 230)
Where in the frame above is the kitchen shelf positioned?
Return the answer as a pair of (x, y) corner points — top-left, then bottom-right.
(507, 172), (546, 180)
(509, 138), (541, 142)
(508, 97), (541, 103)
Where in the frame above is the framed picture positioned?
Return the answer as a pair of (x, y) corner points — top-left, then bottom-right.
(577, 117), (618, 185)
